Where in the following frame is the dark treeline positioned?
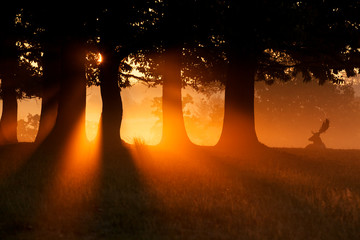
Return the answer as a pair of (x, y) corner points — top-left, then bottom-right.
(0, 1), (359, 154)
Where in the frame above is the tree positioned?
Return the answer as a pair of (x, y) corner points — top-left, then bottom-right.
(128, 0), (195, 147)
(0, 7), (41, 144)
(29, 6), (91, 147)
(129, 0), (227, 147)
(28, 3), (161, 148)
(34, 44), (59, 144)
(12, 8), (57, 144)
(200, 0), (360, 152)
(0, 8), (20, 144)
(86, 2), (163, 147)
(151, 93), (225, 146)
(86, 8), (125, 147)
(86, 1), (202, 148)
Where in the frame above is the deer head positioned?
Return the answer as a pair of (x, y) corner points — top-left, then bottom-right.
(308, 119), (330, 144)
(308, 131), (321, 143)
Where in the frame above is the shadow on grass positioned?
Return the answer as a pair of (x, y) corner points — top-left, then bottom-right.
(2, 141), (360, 239)
(0, 141), (164, 240)
(92, 145), (167, 239)
(190, 147), (360, 239)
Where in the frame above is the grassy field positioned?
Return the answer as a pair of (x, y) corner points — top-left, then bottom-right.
(0, 142), (360, 239)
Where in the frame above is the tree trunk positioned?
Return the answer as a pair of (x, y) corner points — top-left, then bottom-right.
(0, 8), (19, 144)
(160, 48), (190, 147)
(45, 41), (87, 147)
(216, 52), (259, 152)
(98, 50), (123, 148)
(35, 47), (60, 144)
(35, 87), (58, 144)
(0, 81), (18, 144)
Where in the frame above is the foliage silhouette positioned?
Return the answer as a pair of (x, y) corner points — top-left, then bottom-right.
(0, 8), (43, 144)
(17, 113), (40, 142)
(196, 0), (360, 152)
(0, 2), (359, 153)
(85, 3), (160, 147)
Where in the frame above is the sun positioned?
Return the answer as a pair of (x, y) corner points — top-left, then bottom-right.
(97, 53), (103, 64)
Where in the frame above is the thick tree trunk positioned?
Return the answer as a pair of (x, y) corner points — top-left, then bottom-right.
(35, 48), (60, 144)
(45, 41), (87, 146)
(216, 52), (259, 152)
(160, 48), (190, 147)
(0, 9), (19, 145)
(98, 50), (123, 147)
(0, 82), (18, 144)
(35, 87), (58, 144)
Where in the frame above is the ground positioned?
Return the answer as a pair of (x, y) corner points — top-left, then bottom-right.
(0, 143), (360, 239)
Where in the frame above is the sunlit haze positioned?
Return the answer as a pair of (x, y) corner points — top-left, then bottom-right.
(2, 4), (360, 239)
(11, 76), (360, 149)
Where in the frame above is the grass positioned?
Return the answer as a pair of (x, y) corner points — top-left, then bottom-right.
(0, 142), (360, 239)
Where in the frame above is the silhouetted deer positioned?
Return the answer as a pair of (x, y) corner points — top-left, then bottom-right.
(305, 119), (330, 149)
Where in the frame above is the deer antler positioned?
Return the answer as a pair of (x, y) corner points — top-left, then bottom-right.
(318, 119), (329, 134)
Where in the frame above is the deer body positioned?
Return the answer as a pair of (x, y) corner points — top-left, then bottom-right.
(305, 119), (329, 149)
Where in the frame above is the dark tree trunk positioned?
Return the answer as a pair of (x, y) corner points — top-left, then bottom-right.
(35, 47), (60, 144)
(0, 81), (18, 144)
(160, 48), (190, 147)
(98, 50), (123, 148)
(45, 41), (87, 146)
(216, 52), (259, 152)
(35, 87), (58, 144)
(0, 8), (19, 144)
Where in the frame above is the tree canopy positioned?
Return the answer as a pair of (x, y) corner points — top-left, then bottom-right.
(0, 1), (359, 148)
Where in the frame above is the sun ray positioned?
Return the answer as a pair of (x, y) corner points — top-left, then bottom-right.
(33, 115), (102, 233)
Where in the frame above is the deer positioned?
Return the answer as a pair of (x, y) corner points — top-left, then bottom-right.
(305, 119), (329, 149)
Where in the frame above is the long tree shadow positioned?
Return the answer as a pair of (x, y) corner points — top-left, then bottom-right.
(202, 145), (360, 195)
(0, 137), (165, 239)
(0, 141), (69, 239)
(2, 139), (360, 239)
(191, 146), (360, 239)
(0, 143), (37, 182)
(91, 144), (167, 239)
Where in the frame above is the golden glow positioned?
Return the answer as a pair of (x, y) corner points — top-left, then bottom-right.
(86, 86), (101, 141)
(34, 114), (102, 230)
(128, 140), (233, 223)
(121, 118), (161, 145)
(60, 124), (99, 178)
(181, 88), (224, 146)
(16, 98), (42, 142)
(120, 85), (225, 146)
(52, 114), (101, 196)
(11, 66), (360, 149)
(84, 84), (225, 146)
(120, 84), (162, 145)
(86, 120), (99, 141)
